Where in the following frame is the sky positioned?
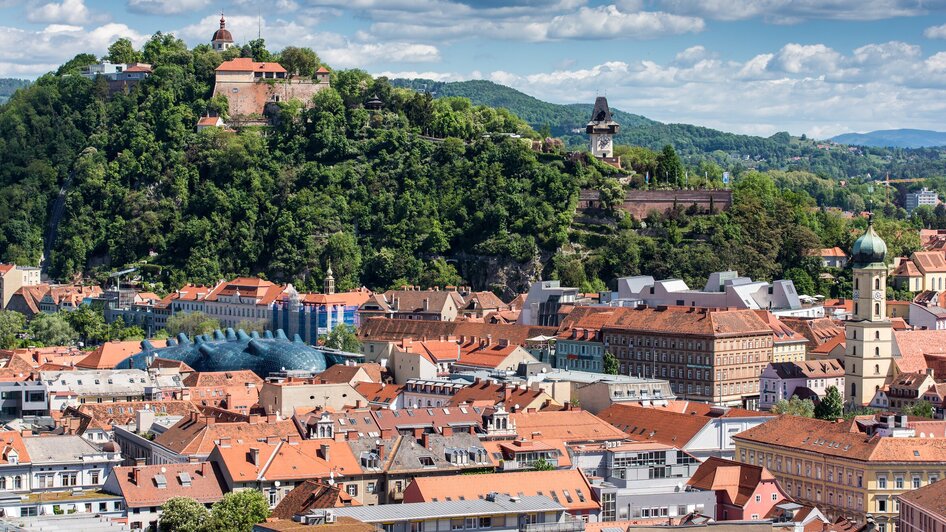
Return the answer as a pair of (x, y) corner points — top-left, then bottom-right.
(4, 1), (946, 138)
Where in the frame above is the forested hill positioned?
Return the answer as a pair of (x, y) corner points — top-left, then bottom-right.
(392, 78), (946, 179)
(0, 79), (30, 104)
(830, 129), (946, 149)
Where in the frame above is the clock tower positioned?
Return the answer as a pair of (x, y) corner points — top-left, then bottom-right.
(844, 213), (893, 406)
(587, 96), (619, 161)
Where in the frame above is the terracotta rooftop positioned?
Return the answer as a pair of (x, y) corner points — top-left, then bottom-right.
(256, 517), (374, 532)
(462, 291), (507, 312)
(688, 456), (776, 507)
(0, 431), (30, 464)
(446, 381), (551, 409)
(779, 317), (845, 349)
(205, 277), (286, 305)
(77, 340), (167, 370)
(913, 251), (946, 273)
(212, 439), (359, 483)
(216, 57), (287, 73)
(735, 415), (946, 462)
(154, 413), (301, 457)
(182, 370), (263, 388)
(894, 259), (921, 277)
(354, 381), (402, 406)
(509, 408), (627, 443)
(602, 307), (771, 337)
(270, 480), (361, 520)
(898, 470), (946, 517)
(63, 400), (199, 433)
(316, 364), (382, 385)
(403, 469), (598, 513)
(106, 462), (225, 508)
(397, 339), (460, 364)
(810, 332), (845, 355)
(767, 360), (845, 379)
(894, 329), (946, 373)
(358, 318), (557, 347)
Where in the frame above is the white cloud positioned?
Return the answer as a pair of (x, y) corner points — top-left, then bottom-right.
(544, 5), (704, 40)
(925, 23), (946, 39)
(127, 0), (210, 15)
(390, 41), (946, 138)
(656, 0), (946, 23)
(27, 0), (92, 25)
(0, 23), (146, 77)
(322, 42), (440, 67)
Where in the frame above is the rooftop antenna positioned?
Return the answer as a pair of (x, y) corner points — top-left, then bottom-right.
(258, 10), (261, 41)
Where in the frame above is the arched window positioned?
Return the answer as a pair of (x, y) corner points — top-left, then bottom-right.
(0, 478), (6, 490)
(874, 364), (880, 375)
(875, 331), (880, 340)
(13, 476), (21, 490)
(875, 303), (881, 315)
(851, 383), (857, 398)
(855, 278), (859, 290)
(875, 278), (880, 290)
(875, 347), (880, 357)
(852, 346), (857, 356)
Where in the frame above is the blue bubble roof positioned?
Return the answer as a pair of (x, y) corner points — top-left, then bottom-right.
(117, 328), (359, 377)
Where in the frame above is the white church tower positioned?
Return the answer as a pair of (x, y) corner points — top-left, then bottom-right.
(212, 14), (235, 51)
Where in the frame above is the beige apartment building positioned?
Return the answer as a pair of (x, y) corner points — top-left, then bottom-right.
(599, 306), (773, 408)
(0, 264), (40, 309)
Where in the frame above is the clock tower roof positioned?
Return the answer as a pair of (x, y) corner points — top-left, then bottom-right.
(586, 96), (619, 134)
(851, 213), (887, 268)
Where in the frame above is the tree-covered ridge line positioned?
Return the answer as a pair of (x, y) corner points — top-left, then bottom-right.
(0, 79), (30, 104)
(0, 35), (932, 299)
(391, 78), (946, 180)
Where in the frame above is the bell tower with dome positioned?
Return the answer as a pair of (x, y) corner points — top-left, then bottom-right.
(211, 14), (235, 51)
(844, 213), (894, 406)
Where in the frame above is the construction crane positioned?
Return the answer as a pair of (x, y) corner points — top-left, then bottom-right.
(109, 267), (138, 293)
(876, 175), (929, 203)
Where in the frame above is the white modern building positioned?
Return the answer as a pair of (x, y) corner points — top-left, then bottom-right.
(518, 281), (585, 326)
(602, 271), (818, 318)
(906, 188), (938, 212)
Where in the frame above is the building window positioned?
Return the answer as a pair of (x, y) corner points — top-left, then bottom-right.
(878, 476), (886, 489)
(896, 476), (904, 489)
(877, 498), (887, 513)
(913, 476), (921, 489)
(347, 484), (358, 496)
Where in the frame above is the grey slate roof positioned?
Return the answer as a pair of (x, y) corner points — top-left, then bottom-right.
(22, 435), (101, 463)
(334, 495), (564, 522)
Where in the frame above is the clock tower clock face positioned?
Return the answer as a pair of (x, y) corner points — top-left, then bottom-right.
(597, 136), (611, 150)
(852, 289), (860, 300)
(873, 290), (883, 301)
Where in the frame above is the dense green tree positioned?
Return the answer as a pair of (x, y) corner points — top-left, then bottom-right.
(235, 319), (270, 334)
(106, 39), (140, 64)
(206, 490), (270, 532)
(278, 47), (321, 78)
(603, 352), (619, 375)
(323, 324), (361, 352)
(905, 400), (936, 419)
(771, 395), (815, 417)
(159, 497), (209, 532)
(655, 144), (684, 186)
(814, 386), (844, 420)
(27, 313), (77, 346)
(418, 258), (462, 288)
(532, 457), (556, 471)
(65, 305), (107, 344)
(0, 311), (25, 349)
(165, 312), (220, 338)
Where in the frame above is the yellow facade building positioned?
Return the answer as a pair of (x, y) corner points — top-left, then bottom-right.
(735, 414), (946, 532)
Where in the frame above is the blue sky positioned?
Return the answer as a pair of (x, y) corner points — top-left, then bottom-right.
(4, 0), (946, 138)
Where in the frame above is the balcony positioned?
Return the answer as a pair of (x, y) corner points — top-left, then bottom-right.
(521, 516), (585, 532)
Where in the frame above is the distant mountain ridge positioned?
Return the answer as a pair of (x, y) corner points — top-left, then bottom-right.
(0, 78), (30, 104)
(389, 78), (945, 178)
(830, 129), (946, 148)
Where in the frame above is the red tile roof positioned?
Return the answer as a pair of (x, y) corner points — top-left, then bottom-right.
(354, 382), (402, 406)
(602, 307), (771, 337)
(914, 251), (946, 273)
(446, 381), (553, 409)
(403, 470), (598, 513)
(77, 340), (166, 370)
(688, 457), (776, 507)
(270, 480), (360, 520)
(216, 58), (287, 73)
(894, 260), (921, 277)
(894, 330), (946, 373)
(358, 318), (557, 346)
(107, 462), (225, 508)
(735, 415), (946, 462)
(509, 408), (628, 443)
(810, 332), (845, 355)
(154, 413), (301, 457)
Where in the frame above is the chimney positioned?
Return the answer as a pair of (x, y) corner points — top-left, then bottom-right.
(132, 467), (141, 485)
(335, 431), (345, 442)
(219, 436), (231, 448)
(199, 462), (208, 477)
(320, 444), (330, 461)
(421, 432), (431, 448)
(423, 298), (430, 311)
(249, 447), (260, 465)
(266, 413), (277, 423)
(413, 427), (425, 439)
(442, 426), (454, 437)
(346, 430), (359, 441)
(486, 335), (492, 346)
(203, 415), (216, 425)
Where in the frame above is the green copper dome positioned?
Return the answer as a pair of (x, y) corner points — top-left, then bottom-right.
(852, 215), (887, 267)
